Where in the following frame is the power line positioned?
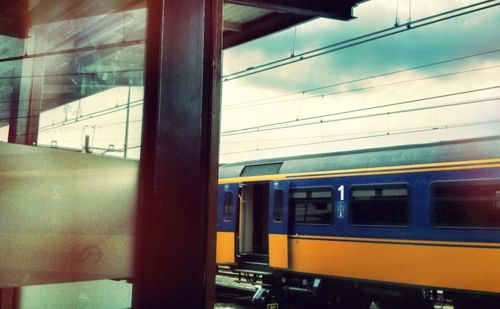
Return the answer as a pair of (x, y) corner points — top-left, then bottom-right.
(220, 119), (500, 156)
(0, 39), (145, 64)
(38, 98), (143, 132)
(0, 114), (42, 122)
(222, 127), (425, 143)
(221, 85), (500, 136)
(0, 68), (144, 81)
(222, 96), (500, 136)
(224, 63), (500, 109)
(225, 49), (500, 108)
(222, 0), (500, 81)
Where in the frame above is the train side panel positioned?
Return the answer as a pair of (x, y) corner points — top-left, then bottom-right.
(283, 166), (500, 293)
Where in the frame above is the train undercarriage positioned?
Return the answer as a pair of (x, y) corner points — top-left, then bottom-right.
(219, 262), (500, 309)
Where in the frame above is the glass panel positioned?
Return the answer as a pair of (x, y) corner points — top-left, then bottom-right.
(20, 280), (132, 309)
(311, 190), (332, 198)
(291, 188), (333, 225)
(433, 180), (500, 228)
(292, 191), (307, 199)
(294, 202), (307, 223)
(350, 185), (409, 226)
(305, 201), (333, 223)
(352, 189), (376, 198)
(240, 162), (283, 176)
(0, 2), (146, 306)
(383, 188), (408, 197)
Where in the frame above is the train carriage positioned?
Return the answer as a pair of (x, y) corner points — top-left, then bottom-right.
(216, 136), (500, 307)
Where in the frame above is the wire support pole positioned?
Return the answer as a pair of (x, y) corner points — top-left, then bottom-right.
(124, 84), (132, 159)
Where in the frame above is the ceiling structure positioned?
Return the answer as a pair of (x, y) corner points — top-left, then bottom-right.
(3, 0), (367, 46)
(0, 0), (367, 127)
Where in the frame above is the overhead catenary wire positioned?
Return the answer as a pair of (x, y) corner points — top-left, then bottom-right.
(38, 98), (143, 131)
(223, 126), (452, 144)
(222, 0), (500, 81)
(0, 68), (144, 81)
(221, 85), (500, 136)
(2, 49), (497, 109)
(220, 119), (500, 156)
(225, 48), (500, 108)
(0, 39), (145, 64)
(15, 86), (492, 136)
(222, 96), (500, 137)
(0, 99), (143, 137)
(224, 63), (500, 109)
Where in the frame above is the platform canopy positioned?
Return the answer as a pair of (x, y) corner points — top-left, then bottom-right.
(0, 0), (366, 127)
(1, 0), (365, 45)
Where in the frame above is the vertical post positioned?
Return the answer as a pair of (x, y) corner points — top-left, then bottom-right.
(84, 135), (91, 153)
(0, 288), (20, 309)
(124, 84), (131, 158)
(8, 24), (47, 146)
(133, 0), (222, 308)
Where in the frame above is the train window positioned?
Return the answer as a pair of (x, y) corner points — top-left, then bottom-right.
(290, 188), (333, 225)
(432, 180), (500, 228)
(223, 192), (233, 221)
(241, 163), (283, 176)
(349, 185), (409, 226)
(273, 190), (284, 222)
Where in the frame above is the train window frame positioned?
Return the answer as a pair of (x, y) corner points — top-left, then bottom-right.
(349, 183), (410, 227)
(289, 186), (334, 225)
(431, 179), (500, 229)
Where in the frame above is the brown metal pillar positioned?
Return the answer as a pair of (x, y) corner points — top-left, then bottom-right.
(8, 24), (47, 145)
(0, 288), (19, 309)
(133, 0), (222, 308)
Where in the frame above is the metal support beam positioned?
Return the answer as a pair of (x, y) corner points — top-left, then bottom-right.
(225, 0), (361, 20)
(133, 0), (222, 308)
(223, 12), (311, 49)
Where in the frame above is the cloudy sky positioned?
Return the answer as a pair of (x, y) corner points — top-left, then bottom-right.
(219, 0), (500, 163)
(3, 1), (497, 165)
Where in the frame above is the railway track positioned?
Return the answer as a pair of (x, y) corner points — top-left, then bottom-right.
(215, 268), (456, 309)
(216, 267), (260, 307)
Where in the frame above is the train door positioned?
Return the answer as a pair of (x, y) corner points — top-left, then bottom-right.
(216, 184), (239, 264)
(237, 183), (270, 265)
(268, 181), (289, 268)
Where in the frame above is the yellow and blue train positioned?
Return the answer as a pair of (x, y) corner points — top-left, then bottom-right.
(216, 136), (500, 308)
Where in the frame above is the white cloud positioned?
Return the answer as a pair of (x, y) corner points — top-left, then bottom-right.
(220, 0), (500, 164)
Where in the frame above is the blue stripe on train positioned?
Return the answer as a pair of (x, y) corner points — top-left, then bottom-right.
(217, 166), (500, 243)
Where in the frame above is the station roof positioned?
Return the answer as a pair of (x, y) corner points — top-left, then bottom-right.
(2, 0), (367, 47)
(0, 0), (367, 126)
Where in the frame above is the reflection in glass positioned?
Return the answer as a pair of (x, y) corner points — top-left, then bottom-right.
(0, 3), (147, 307)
